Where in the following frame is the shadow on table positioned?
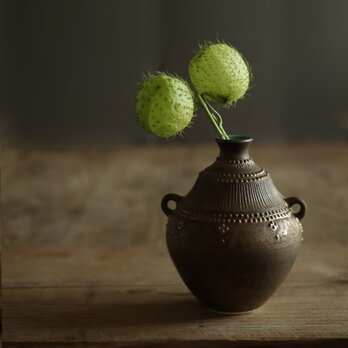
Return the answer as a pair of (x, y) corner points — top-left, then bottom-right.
(5, 290), (226, 331)
(94, 296), (220, 326)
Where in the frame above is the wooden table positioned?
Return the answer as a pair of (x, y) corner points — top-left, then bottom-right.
(2, 143), (348, 347)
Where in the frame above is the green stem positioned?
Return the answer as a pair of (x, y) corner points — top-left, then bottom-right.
(205, 101), (229, 139)
(197, 94), (229, 140)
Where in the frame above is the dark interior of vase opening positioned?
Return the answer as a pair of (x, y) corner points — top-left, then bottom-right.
(217, 135), (253, 142)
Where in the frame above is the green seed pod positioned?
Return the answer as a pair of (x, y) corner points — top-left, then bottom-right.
(189, 42), (251, 106)
(136, 73), (195, 137)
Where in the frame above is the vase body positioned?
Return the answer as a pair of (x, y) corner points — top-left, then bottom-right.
(161, 136), (306, 314)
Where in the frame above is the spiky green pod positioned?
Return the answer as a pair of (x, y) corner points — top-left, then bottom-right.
(136, 74), (195, 137)
(189, 43), (250, 106)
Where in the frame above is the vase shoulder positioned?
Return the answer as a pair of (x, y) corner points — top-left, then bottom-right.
(180, 154), (287, 214)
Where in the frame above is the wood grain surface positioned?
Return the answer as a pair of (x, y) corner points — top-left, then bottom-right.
(2, 143), (348, 347)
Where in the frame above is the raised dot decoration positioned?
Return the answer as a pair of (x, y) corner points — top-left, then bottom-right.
(269, 221), (278, 231)
(211, 169), (268, 183)
(177, 221), (184, 231)
(218, 223), (230, 234)
(218, 157), (254, 167)
(177, 206), (292, 224)
(219, 238), (226, 246)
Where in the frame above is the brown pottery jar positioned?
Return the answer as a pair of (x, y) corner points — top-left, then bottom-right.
(161, 135), (306, 314)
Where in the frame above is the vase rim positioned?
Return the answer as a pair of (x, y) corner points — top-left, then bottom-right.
(216, 135), (253, 143)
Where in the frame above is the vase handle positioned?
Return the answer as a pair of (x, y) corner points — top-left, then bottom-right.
(285, 196), (307, 220)
(161, 193), (183, 216)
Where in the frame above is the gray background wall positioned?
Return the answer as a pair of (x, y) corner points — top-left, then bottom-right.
(2, 0), (348, 146)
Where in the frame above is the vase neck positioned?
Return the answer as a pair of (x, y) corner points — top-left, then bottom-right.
(216, 136), (253, 161)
